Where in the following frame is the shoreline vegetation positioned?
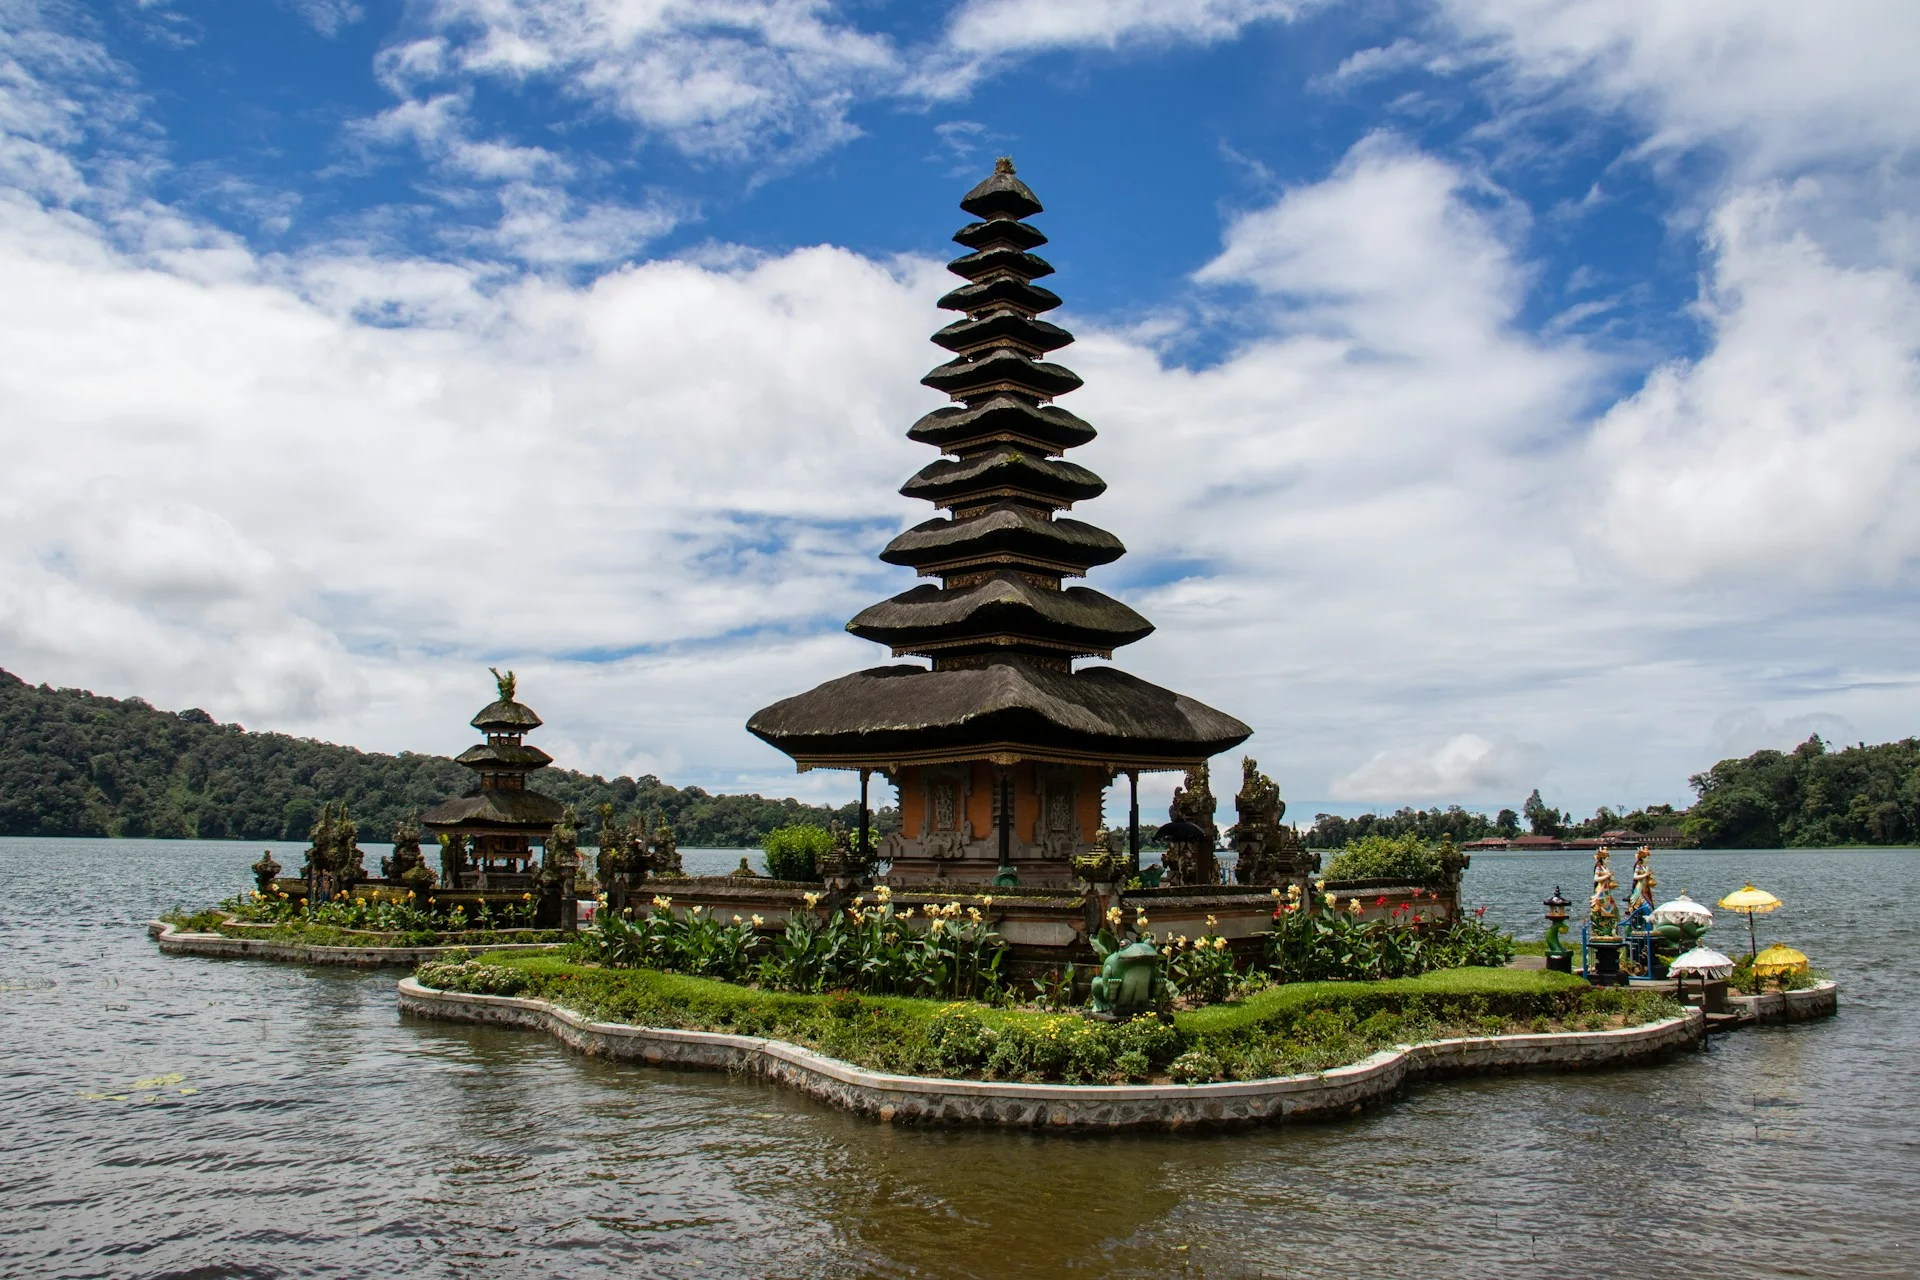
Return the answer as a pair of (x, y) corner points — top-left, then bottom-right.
(414, 953), (1679, 1086)
(0, 668), (898, 846)
(10, 667), (1917, 850)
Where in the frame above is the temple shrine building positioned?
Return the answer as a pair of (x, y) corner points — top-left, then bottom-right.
(750, 160), (1251, 888)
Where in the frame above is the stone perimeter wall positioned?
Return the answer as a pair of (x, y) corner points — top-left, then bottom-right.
(395, 977), (1704, 1132)
(148, 920), (558, 968)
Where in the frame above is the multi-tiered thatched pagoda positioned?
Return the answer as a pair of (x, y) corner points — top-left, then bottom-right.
(750, 160), (1250, 888)
(423, 669), (566, 890)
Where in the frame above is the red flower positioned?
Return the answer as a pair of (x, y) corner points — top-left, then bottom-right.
(1475, 906), (1487, 918)
(1375, 895), (1388, 906)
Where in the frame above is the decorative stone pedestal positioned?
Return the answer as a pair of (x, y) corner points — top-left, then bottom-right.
(1588, 938), (1628, 986)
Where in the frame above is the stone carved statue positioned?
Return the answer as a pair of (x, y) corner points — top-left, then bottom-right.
(301, 801), (364, 901)
(438, 831), (468, 892)
(541, 805), (580, 932)
(648, 810), (683, 877)
(382, 813), (425, 881)
(1228, 757), (1319, 886)
(595, 804), (633, 912)
(251, 849), (281, 896)
(1089, 934), (1166, 1017)
(1161, 765), (1220, 887)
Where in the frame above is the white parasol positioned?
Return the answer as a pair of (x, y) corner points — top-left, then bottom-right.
(1668, 946), (1735, 979)
(1650, 894), (1713, 927)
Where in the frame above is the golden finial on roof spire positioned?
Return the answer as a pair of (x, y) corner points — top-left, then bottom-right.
(489, 667), (516, 702)
(994, 156), (1015, 175)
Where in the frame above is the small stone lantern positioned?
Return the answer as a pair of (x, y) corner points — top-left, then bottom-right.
(1543, 886), (1573, 973)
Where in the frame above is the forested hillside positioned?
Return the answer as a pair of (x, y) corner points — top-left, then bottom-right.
(0, 669), (892, 846)
(1684, 734), (1920, 847)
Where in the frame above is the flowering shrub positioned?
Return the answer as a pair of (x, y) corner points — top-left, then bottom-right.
(588, 888), (1010, 1002)
(1163, 916), (1239, 1004)
(221, 886), (538, 933)
(1168, 1049), (1224, 1084)
(1265, 889), (1513, 982)
(415, 960), (531, 996)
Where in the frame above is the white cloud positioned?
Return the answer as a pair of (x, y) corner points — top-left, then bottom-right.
(1330, 734), (1546, 802)
(1585, 183), (1920, 585)
(944, 0), (1304, 56)
(389, 0), (900, 160)
(1436, 0), (1920, 177)
(1704, 708), (1858, 767)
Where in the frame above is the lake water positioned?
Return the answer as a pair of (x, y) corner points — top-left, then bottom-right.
(2, 839), (1915, 1279)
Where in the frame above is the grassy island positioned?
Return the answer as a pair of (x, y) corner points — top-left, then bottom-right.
(415, 952), (1680, 1086)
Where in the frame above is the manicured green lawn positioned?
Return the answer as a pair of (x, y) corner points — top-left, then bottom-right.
(419, 951), (1674, 1087)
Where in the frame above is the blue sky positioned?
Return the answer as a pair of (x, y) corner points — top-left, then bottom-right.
(3, 0), (1916, 825)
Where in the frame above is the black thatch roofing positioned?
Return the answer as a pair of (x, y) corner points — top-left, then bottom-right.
(937, 277), (1062, 316)
(422, 787), (566, 832)
(881, 506), (1124, 574)
(953, 218), (1047, 251)
(945, 246), (1054, 282)
(908, 395), (1095, 453)
(961, 165), (1043, 220)
(932, 312), (1073, 356)
(847, 576), (1152, 654)
(900, 446), (1105, 507)
(922, 349), (1083, 399)
(471, 698), (542, 731)
(454, 742), (554, 769)
(748, 662), (1250, 766)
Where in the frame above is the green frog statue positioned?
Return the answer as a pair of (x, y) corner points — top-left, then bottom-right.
(1088, 907), (1167, 1018)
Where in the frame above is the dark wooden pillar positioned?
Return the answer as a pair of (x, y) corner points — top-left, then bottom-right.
(858, 768), (871, 861)
(995, 767), (1016, 885)
(1127, 768), (1140, 869)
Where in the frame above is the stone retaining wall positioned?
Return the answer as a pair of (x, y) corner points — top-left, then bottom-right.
(396, 978), (1703, 1132)
(1730, 981), (1838, 1024)
(148, 920), (560, 968)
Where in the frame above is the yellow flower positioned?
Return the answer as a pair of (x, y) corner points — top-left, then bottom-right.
(967, 907), (982, 922)
(522, 893), (533, 902)
(981, 896), (993, 908)
(751, 914), (764, 927)
(1347, 897), (1363, 915)
(1205, 914), (1217, 929)
(1213, 936), (1229, 951)
(803, 892), (821, 908)
(1287, 883), (1301, 901)
(875, 884), (893, 902)
(1105, 905), (1123, 925)
(1269, 887), (1281, 899)
(898, 907), (914, 919)
(652, 895), (672, 910)
(732, 913), (743, 924)
(1323, 892), (1337, 910)
(1135, 912), (1150, 928)
(689, 904), (704, 916)
(929, 918), (945, 934)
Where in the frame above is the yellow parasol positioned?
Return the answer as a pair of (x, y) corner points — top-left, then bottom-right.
(1751, 943), (1809, 979)
(1718, 884), (1782, 957)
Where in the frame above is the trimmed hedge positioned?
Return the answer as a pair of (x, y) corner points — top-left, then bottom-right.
(419, 953), (1680, 1086)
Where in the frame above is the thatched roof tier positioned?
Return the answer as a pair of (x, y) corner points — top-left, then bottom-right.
(422, 787), (567, 833)
(953, 218), (1047, 252)
(472, 698), (542, 731)
(937, 277), (1063, 317)
(881, 506), (1124, 576)
(945, 246), (1055, 283)
(748, 662), (1249, 770)
(960, 161), (1043, 220)
(907, 396), (1095, 454)
(901, 445), (1104, 509)
(932, 312), (1073, 357)
(922, 348), (1083, 401)
(848, 576), (1151, 657)
(454, 742), (554, 769)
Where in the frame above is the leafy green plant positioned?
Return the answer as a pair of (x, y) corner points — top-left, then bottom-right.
(1322, 833), (1443, 883)
(761, 824), (832, 882)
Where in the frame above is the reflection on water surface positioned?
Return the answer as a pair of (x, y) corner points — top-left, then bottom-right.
(1, 839), (1914, 1278)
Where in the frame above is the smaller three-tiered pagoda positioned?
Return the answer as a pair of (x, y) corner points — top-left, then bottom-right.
(423, 669), (565, 890)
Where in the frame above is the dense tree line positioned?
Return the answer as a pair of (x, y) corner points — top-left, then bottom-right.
(1305, 806), (1497, 848)
(0, 669), (895, 847)
(1684, 734), (1920, 847)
